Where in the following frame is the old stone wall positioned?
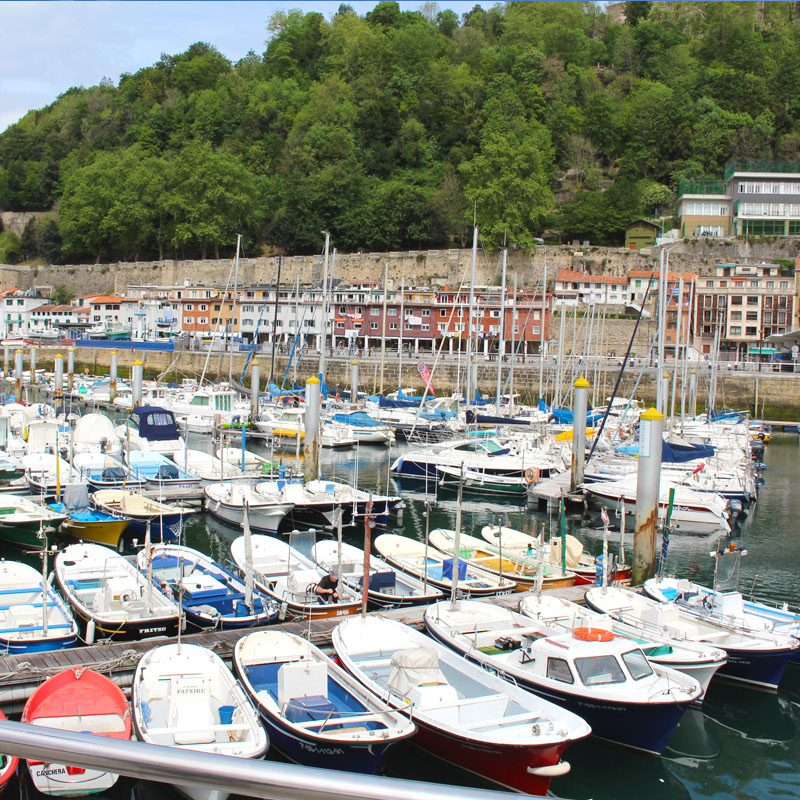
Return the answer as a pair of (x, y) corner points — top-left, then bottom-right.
(0, 211), (47, 237)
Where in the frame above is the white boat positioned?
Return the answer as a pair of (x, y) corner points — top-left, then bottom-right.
(22, 452), (82, 497)
(519, 592), (727, 700)
(71, 413), (122, 456)
(583, 475), (731, 535)
(256, 409), (356, 449)
(216, 447), (289, 479)
(311, 539), (444, 609)
(116, 406), (185, 458)
(0, 494), (66, 548)
(425, 599), (701, 755)
(132, 642), (268, 800)
(374, 533), (515, 598)
(54, 542), (181, 643)
(0, 560), (78, 653)
(229, 534), (361, 620)
(328, 411), (395, 445)
(175, 449), (255, 485)
(584, 585), (798, 689)
(233, 630), (414, 772)
(332, 614), (590, 796)
(72, 452), (147, 491)
(204, 483), (292, 534)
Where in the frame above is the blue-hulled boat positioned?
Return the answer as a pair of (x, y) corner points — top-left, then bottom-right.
(126, 451), (200, 490)
(73, 452), (146, 492)
(0, 560), (78, 654)
(233, 630), (415, 772)
(137, 543), (279, 630)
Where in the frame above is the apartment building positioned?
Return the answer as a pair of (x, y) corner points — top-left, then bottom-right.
(553, 271), (629, 307)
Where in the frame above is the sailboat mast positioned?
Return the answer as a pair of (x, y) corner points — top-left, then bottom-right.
(230, 234), (241, 382)
(495, 249), (506, 416)
(269, 256), (282, 386)
(539, 263), (547, 402)
(379, 262), (389, 393)
(465, 226), (478, 407)
(319, 232), (330, 384)
(509, 274), (517, 415)
(398, 269), (405, 390)
(669, 276), (684, 431)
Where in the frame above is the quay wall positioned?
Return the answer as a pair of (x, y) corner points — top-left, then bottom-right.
(0, 238), (798, 297)
(14, 345), (800, 420)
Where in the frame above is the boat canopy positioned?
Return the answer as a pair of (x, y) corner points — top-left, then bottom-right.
(131, 406), (180, 441)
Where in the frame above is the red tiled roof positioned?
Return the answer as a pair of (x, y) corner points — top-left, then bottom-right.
(555, 270), (627, 285)
(88, 296), (125, 304)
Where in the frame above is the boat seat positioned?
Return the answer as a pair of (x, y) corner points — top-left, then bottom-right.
(158, 465), (180, 480)
(168, 676), (215, 745)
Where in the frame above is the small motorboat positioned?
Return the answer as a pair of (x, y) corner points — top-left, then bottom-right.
(116, 406), (185, 458)
(428, 528), (575, 591)
(72, 452), (147, 492)
(137, 543), (279, 630)
(132, 642), (268, 800)
(71, 413), (123, 456)
(22, 452), (82, 498)
(332, 614), (590, 796)
(311, 539), (444, 609)
(303, 480), (402, 527)
(425, 599), (702, 755)
(0, 710), (18, 797)
(480, 524), (632, 585)
(126, 451), (201, 490)
(48, 484), (131, 548)
(21, 667), (131, 796)
(174, 449), (253, 486)
(91, 489), (194, 543)
(0, 560), (77, 654)
(215, 448), (293, 480)
(254, 480), (340, 530)
(229, 534), (361, 620)
(329, 411), (395, 445)
(520, 593), (727, 701)
(585, 585), (799, 689)
(374, 533), (515, 598)
(55, 542), (181, 643)
(0, 494), (65, 549)
(234, 630), (415, 772)
(436, 465), (528, 498)
(204, 483), (292, 534)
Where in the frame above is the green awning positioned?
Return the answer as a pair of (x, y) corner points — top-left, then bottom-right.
(748, 347), (777, 354)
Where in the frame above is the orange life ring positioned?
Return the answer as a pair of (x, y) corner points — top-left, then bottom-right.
(573, 627), (614, 642)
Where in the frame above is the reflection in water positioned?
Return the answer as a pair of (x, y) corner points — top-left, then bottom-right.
(664, 708), (721, 765)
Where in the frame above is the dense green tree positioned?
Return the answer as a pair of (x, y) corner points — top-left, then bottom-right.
(51, 285), (73, 305)
(38, 219), (63, 264)
(20, 219), (38, 259)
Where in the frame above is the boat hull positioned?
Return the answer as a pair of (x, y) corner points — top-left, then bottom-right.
(0, 519), (62, 549)
(717, 644), (796, 689)
(205, 499), (290, 534)
(61, 517), (131, 547)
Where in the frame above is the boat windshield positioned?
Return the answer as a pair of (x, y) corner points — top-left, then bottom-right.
(621, 649), (653, 680)
(574, 655), (626, 686)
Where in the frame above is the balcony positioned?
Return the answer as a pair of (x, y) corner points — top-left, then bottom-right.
(678, 178), (726, 196)
(725, 159), (800, 181)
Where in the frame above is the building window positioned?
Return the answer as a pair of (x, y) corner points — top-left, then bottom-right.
(440, 309), (447, 317)
(422, 324), (430, 331)
(731, 326), (742, 335)
(437, 323), (447, 332)
(779, 311), (787, 323)
(338, 306), (346, 314)
(764, 311), (773, 324)
(370, 322), (379, 330)
(185, 304), (193, 311)
(388, 307), (398, 316)
(780, 281), (789, 289)
(199, 304), (208, 311)
(765, 296), (773, 308)
(422, 309), (430, 317)
(389, 322), (398, 330)
(731, 296), (742, 306)
(730, 311), (742, 321)
(779, 296), (788, 308)
(370, 308), (380, 316)
(746, 311), (758, 321)
(746, 327), (757, 336)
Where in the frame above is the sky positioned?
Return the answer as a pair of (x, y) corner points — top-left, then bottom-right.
(1, 1), (490, 134)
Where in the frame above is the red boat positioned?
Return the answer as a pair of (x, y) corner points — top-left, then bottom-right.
(22, 668), (131, 796)
(0, 710), (18, 797)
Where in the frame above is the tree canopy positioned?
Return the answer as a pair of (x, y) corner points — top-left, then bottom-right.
(3, 1), (800, 259)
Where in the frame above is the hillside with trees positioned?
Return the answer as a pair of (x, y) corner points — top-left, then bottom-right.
(2, 0), (799, 263)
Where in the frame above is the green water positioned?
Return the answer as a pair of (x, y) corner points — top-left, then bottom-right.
(6, 433), (800, 799)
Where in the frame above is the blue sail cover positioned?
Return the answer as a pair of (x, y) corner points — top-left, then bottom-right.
(538, 398), (604, 425)
(332, 411), (383, 428)
(615, 440), (716, 462)
(132, 406), (179, 442)
(270, 382), (304, 397)
(378, 395), (424, 408)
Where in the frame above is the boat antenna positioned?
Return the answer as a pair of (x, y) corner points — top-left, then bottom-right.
(242, 499), (254, 613)
(145, 520), (154, 613)
(361, 498), (373, 619)
(39, 517), (49, 637)
(177, 555), (184, 655)
(449, 463), (465, 611)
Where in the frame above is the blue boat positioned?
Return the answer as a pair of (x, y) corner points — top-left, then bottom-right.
(73, 452), (147, 492)
(126, 451), (201, 490)
(0, 561), (78, 654)
(233, 630), (415, 772)
(137, 543), (279, 630)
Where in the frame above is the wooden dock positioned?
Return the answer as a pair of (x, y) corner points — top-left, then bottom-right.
(528, 472), (586, 510)
(0, 584), (588, 712)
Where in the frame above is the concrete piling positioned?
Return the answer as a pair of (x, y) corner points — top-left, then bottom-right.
(633, 407), (664, 586)
(303, 377), (321, 483)
(570, 377), (589, 493)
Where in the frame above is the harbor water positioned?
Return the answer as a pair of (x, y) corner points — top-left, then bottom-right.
(3, 430), (800, 800)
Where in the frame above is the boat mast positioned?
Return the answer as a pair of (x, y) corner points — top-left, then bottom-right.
(293, 273), (300, 385)
(669, 275), (684, 433)
(243, 499), (254, 612)
(509, 274), (517, 414)
(465, 225), (478, 408)
(318, 231), (330, 385)
(495, 249), (506, 417)
(229, 234), (241, 382)
(398, 268), (405, 390)
(538, 262), (547, 403)
(379, 262), (389, 393)
(449, 464), (464, 611)
(269, 256), (282, 387)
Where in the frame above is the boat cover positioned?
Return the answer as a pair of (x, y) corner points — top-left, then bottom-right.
(388, 648), (445, 694)
(132, 407), (180, 441)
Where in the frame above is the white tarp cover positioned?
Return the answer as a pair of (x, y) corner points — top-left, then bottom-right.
(387, 647), (445, 695)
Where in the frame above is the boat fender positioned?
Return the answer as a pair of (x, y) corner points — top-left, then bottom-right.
(527, 761), (571, 777)
(524, 467), (538, 484)
(85, 619), (96, 645)
(572, 627), (614, 642)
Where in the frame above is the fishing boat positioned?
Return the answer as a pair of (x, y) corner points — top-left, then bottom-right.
(374, 533), (515, 598)
(480, 524), (632, 585)
(435, 465), (528, 497)
(48, 484), (131, 548)
(71, 413), (122, 456)
(126, 451), (201, 491)
(428, 528), (576, 591)
(425, 599), (702, 755)
(312, 540), (444, 609)
(256, 409), (356, 449)
(0, 710), (18, 797)
(0, 453), (24, 484)
(583, 476), (731, 535)
(229, 534), (361, 620)
(302, 479), (402, 527)
(137, 543), (278, 630)
(22, 453), (82, 498)
(254, 481), (340, 530)
(0, 495), (65, 549)
(234, 630), (415, 772)
(332, 614), (590, 796)
(73, 452), (147, 492)
(131, 642), (268, 800)
(116, 406), (185, 458)
(585, 585), (798, 689)
(21, 667), (131, 796)
(520, 593), (727, 701)
(174, 449), (254, 486)
(55, 542), (181, 643)
(90, 489), (194, 543)
(204, 483), (292, 534)
(215, 447), (291, 479)
(0, 560), (77, 654)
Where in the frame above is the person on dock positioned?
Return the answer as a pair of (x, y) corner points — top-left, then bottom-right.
(315, 568), (340, 603)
